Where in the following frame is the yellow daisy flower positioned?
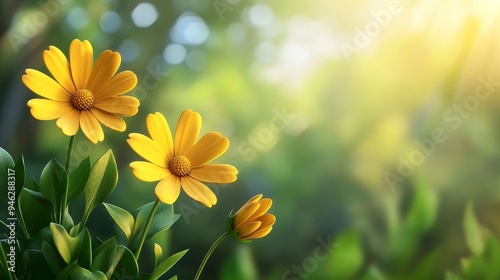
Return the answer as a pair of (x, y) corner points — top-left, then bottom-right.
(22, 39), (139, 143)
(230, 194), (276, 240)
(127, 110), (238, 207)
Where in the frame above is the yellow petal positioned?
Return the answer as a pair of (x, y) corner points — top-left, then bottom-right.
(127, 133), (167, 167)
(147, 113), (174, 160)
(187, 132), (229, 168)
(56, 109), (80, 136)
(130, 161), (171, 182)
(22, 69), (71, 101)
(253, 214), (276, 228)
(91, 108), (126, 132)
(174, 109), (201, 156)
(247, 198), (273, 222)
(180, 176), (216, 207)
(87, 50), (121, 94)
(70, 39), (93, 89)
(94, 70), (137, 100)
(233, 202), (260, 228)
(189, 164), (237, 183)
(236, 221), (261, 238)
(80, 110), (104, 143)
(43, 46), (76, 94)
(155, 175), (181, 204)
(27, 99), (73, 120)
(242, 226), (273, 240)
(94, 96), (140, 116)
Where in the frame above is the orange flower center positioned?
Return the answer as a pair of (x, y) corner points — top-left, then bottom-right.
(169, 156), (191, 177)
(71, 89), (95, 110)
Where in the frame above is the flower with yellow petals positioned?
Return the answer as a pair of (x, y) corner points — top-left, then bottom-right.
(127, 110), (238, 207)
(228, 194), (276, 241)
(22, 39), (139, 143)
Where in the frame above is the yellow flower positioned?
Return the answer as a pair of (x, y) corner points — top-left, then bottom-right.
(127, 110), (238, 207)
(22, 39), (139, 143)
(230, 194), (276, 240)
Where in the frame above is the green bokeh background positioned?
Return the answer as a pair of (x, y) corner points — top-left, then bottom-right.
(2, 0), (500, 279)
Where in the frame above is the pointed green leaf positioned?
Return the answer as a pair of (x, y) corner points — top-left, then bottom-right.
(42, 241), (65, 274)
(109, 245), (138, 280)
(154, 243), (163, 267)
(103, 203), (134, 242)
(90, 237), (117, 273)
(50, 223), (90, 266)
(464, 202), (484, 256)
(23, 188), (52, 213)
(18, 182), (52, 238)
(14, 155), (26, 198)
(68, 157), (90, 203)
(149, 249), (188, 280)
(40, 159), (67, 221)
(81, 150), (118, 228)
(131, 202), (179, 248)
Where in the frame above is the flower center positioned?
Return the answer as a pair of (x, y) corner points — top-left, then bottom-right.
(71, 89), (95, 110)
(169, 156), (191, 177)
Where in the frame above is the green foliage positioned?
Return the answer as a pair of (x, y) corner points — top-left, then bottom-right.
(329, 230), (364, 279)
(463, 202), (484, 256)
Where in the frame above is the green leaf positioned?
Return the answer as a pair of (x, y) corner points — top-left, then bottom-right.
(329, 230), (363, 279)
(464, 202), (484, 256)
(103, 203), (134, 242)
(154, 243), (163, 267)
(0, 241), (14, 280)
(23, 188), (53, 213)
(90, 237), (117, 273)
(81, 150), (118, 228)
(22, 249), (54, 279)
(42, 241), (65, 274)
(56, 262), (107, 280)
(18, 181), (52, 238)
(131, 202), (179, 248)
(50, 223), (91, 265)
(0, 147), (15, 205)
(149, 249), (188, 280)
(68, 157), (90, 203)
(108, 245), (138, 280)
(40, 159), (67, 221)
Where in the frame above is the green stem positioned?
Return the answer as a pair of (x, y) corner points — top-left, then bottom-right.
(60, 135), (75, 224)
(194, 232), (228, 280)
(134, 199), (161, 259)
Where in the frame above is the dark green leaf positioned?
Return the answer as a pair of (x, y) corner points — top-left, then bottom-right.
(0, 241), (14, 280)
(131, 202), (179, 248)
(14, 155), (26, 199)
(0, 147), (15, 205)
(108, 245), (138, 280)
(81, 150), (118, 228)
(68, 157), (90, 203)
(90, 237), (117, 273)
(149, 249), (188, 280)
(40, 159), (67, 221)
(56, 262), (106, 280)
(42, 241), (65, 274)
(18, 183), (52, 239)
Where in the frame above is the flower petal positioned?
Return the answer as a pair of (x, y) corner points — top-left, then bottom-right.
(91, 108), (126, 132)
(94, 96), (140, 116)
(70, 39), (93, 89)
(247, 198), (273, 222)
(94, 71), (137, 100)
(87, 50), (121, 94)
(253, 214), (276, 228)
(22, 69), (71, 101)
(236, 221), (261, 238)
(155, 175), (181, 204)
(187, 132), (229, 168)
(174, 110), (201, 156)
(130, 161), (171, 182)
(189, 164), (237, 183)
(233, 202), (260, 228)
(242, 226), (273, 240)
(147, 113), (174, 160)
(80, 110), (104, 143)
(43, 46), (76, 94)
(27, 99), (73, 120)
(56, 109), (81, 136)
(127, 133), (167, 167)
(180, 176), (216, 208)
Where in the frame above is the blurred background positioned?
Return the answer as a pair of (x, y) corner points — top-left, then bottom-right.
(2, 0), (500, 279)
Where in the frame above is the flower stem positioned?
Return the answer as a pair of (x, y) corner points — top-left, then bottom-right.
(60, 135), (75, 224)
(194, 232), (229, 280)
(134, 199), (161, 259)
